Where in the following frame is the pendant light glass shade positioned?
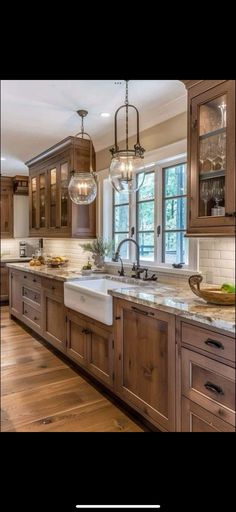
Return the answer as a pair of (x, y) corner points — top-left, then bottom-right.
(68, 110), (97, 205)
(109, 80), (145, 194)
(68, 171), (97, 205)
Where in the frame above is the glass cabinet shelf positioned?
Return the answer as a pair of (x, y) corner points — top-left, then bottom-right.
(199, 126), (226, 141)
(199, 169), (226, 181)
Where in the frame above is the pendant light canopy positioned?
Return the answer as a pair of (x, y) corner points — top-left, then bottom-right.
(109, 80), (146, 194)
(68, 110), (97, 205)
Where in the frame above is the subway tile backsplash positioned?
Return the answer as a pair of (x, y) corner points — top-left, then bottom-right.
(199, 238), (235, 285)
(43, 238), (95, 268)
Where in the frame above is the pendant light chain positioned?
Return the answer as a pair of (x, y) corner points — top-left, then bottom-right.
(125, 80), (129, 151)
(81, 115), (84, 138)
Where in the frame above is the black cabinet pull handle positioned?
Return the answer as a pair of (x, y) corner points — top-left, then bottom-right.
(131, 306), (154, 316)
(34, 316), (38, 321)
(33, 278), (37, 282)
(24, 291), (28, 295)
(205, 338), (224, 350)
(24, 275), (27, 279)
(204, 381), (224, 396)
(24, 310), (28, 314)
(51, 286), (56, 290)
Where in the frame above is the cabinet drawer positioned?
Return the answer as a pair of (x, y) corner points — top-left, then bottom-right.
(23, 301), (41, 326)
(22, 272), (41, 288)
(182, 348), (235, 426)
(181, 322), (235, 363)
(182, 397), (235, 432)
(41, 278), (63, 297)
(22, 286), (41, 305)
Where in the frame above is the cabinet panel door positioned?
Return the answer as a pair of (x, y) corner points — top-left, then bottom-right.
(87, 323), (113, 387)
(58, 160), (70, 232)
(0, 265), (9, 301)
(0, 191), (13, 238)
(182, 397), (234, 432)
(71, 201), (96, 238)
(29, 175), (39, 232)
(9, 271), (22, 317)
(43, 291), (66, 352)
(66, 311), (87, 367)
(188, 80), (235, 235)
(115, 301), (176, 431)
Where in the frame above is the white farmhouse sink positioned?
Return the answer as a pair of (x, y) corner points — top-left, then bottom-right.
(64, 278), (136, 325)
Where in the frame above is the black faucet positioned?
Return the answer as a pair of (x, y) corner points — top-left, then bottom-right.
(112, 237), (147, 279)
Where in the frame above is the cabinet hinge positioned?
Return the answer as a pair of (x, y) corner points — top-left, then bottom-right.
(112, 372), (115, 382)
(65, 316), (67, 322)
(112, 339), (114, 349)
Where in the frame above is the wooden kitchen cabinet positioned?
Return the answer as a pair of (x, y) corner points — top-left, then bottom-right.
(0, 263), (9, 302)
(177, 318), (236, 432)
(182, 80), (235, 236)
(0, 177), (13, 238)
(26, 136), (96, 238)
(9, 270), (23, 318)
(42, 289), (66, 353)
(182, 397), (235, 432)
(66, 308), (114, 387)
(114, 298), (176, 431)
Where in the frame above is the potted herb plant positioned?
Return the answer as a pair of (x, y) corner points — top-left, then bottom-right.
(80, 237), (113, 268)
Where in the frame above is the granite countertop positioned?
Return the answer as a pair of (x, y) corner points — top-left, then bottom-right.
(6, 262), (106, 281)
(108, 284), (236, 335)
(1, 257), (31, 263)
(6, 262), (235, 334)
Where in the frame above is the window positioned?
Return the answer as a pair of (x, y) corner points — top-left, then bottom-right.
(162, 163), (187, 264)
(113, 190), (129, 259)
(106, 154), (195, 270)
(136, 172), (155, 261)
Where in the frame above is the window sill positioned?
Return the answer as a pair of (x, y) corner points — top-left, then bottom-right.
(105, 260), (200, 279)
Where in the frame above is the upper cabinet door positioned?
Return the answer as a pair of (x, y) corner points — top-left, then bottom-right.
(187, 80), (235, 236)
(58, 160), (70, 232)
(48, 167), (57, 230)
(29, 175), (39, 232)
(0, 184), (13, 238)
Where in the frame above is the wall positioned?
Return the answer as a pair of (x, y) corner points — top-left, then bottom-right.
(96, 112), (187, 171)
(43, 239), (95, 268)
(1, 238), (39, 258)
(13, 195), (29, 238)
(199, 238), (235, 285)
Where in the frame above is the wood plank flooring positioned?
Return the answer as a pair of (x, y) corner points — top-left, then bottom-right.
(1, 306), (143, 432)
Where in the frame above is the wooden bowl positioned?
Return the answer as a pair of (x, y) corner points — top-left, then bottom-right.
(188, 275), (235, 306)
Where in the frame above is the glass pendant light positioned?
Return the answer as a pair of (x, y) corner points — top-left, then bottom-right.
(109, 80), (146, 193)
(68, 110), (97, 205)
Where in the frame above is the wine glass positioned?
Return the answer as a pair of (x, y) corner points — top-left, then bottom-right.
(212, 180), (224, 208)
(218, 102), (227, 128)
(200, 182), (212, 216)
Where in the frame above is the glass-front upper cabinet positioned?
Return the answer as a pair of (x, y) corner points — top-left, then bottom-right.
(31, 176), (37, 230)
(39, 172), (46, 228)
(187, 80), (235, 236)
(59, 162), (69, 229)
(49, 168), (57, 228)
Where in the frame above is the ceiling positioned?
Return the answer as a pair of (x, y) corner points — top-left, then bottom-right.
(1, 80), (186, 175)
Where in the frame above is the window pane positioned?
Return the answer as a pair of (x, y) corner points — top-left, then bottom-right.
(137, 172), (154, 201)
(114, 233), (129, 259)
(137, 201), (154, 231)
(164, 197), (186, 230)
(163, 232), (188, 264)
(114, 190), (129, 205)
(114, 205), (129, 232)
(164, 164), (187, 197)
(138, 232), (154, 261)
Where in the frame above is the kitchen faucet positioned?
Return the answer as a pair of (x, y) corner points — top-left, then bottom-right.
(112, 238), (148, 279)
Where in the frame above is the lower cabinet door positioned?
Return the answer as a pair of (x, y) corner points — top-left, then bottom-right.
(86, 323), (113, 388)
(66, 310), (87, 367)
(182, 397), (235, 432)
(9, 270), (22, 317)
(43, 291), (66, 352)
(115, 300), (176, 431)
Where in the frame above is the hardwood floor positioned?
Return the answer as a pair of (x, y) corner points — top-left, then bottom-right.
(1, 306), (144, 432)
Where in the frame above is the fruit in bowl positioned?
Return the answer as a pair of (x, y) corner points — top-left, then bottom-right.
(221, 283), (235, 293)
